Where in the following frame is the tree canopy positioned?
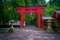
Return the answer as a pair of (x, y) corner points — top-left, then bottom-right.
(0, 0), (60, 24)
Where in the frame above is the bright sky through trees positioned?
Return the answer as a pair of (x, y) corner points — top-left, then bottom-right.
(45, 0), (50, 3)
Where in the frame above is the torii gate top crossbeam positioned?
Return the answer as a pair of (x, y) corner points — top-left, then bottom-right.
(16, 6), (45, 13)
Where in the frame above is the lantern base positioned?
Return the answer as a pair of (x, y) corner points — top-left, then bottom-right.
(8, 26), (15, 33)
(46, 27), (54, 33)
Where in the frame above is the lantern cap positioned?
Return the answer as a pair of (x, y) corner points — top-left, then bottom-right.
(10, 20), (15, 23)
(46, 20), (52, 22)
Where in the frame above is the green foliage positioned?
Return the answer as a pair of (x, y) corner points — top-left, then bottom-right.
(0, 0), (20, 24)
(52, 20), (58, 31)
(38, 0), (45, 6)
(15, 0), (25, 6)
(41, 0), (60, 16)
(41, 3), (58, 16)
(52, 0), (60, 6)
(24, 13), (37, 25)
(25, 14), (31, 24)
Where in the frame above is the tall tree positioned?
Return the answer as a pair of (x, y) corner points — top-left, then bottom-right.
(24, 0), (28, 6)
(50, 0), (60, 6)
(0, 0), (3, 24)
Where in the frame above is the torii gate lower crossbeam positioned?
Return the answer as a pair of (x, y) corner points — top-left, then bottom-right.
(16, 6), (45, 29)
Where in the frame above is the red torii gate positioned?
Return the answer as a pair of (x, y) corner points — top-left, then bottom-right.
(16, 6), (45, 29)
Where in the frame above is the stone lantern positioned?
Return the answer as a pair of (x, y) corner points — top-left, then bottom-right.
(46, 20), (54, 33)
(10, 20), (14, 28)
(8, 20), (15, 33)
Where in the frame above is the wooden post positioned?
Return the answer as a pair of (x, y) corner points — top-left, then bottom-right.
(41, 20), (44, 28)
(56, 14), (58, 19)
(58, 21), (60, 31)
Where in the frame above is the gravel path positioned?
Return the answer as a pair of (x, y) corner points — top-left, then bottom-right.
(0, 25), (60, 40)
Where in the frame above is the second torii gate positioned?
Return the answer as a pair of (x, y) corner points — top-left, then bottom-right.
(16, 6), (45, 29)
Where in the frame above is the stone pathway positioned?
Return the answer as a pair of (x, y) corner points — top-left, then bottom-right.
(0, 25), (60, 40)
